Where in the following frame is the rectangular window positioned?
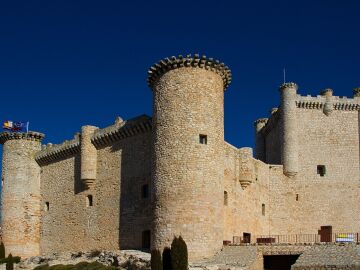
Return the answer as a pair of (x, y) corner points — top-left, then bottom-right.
(317, 165), (326, 177)
(199, 134), (207, 144)
(262, 204), (265, 216)
(45, 202), (50, 211)
(296, 194), (299, 201)
(142, 184), (149, 199)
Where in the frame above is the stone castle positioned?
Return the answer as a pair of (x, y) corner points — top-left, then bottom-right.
(0, 54), (359, 262)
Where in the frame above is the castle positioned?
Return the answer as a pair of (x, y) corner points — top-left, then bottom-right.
(0, 54), (359, 262)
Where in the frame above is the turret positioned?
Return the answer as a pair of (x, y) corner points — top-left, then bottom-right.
(0, 131), (44, 257)
(148, 54), (231, 260)
(80, 125), (98, 189)
(254, 118), (268, 161)
(238, 147), (254, 189)
(279, 82), (299, 177)
(320, 88), (333, 116)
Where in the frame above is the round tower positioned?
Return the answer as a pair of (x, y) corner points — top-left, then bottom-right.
(148, 54), (231, 260)
(0, 131), (45, 257)
(279, 82), (299, 177)
(254, 118), (268, 161)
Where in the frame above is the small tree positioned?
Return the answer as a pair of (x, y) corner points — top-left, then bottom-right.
(151, 249), (163, 270)
(0, 243), (5, 259)
(162, 247), (172, 270)
(171, 236), (188, 270)
(6, 254), (13, 270)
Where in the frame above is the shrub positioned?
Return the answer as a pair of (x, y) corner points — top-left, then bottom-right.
(0, 243), (5, 259)
(6, 254), (13, 270)
(34, 264), (50, 270)
(171, 236), (188, 270)
(162, 247), (172, 270)
(151, 249), (162, 270)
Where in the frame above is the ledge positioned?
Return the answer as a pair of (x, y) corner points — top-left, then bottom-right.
(147, 54), (232, 90)
(0, 131), (45, 144)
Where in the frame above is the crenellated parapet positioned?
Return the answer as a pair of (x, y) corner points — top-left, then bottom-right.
(35, 115), (152, 165)
(296, 94), (360, 111)
(0, 131), (44, 144)
(147, 54), (232, 90)
(35, 137), (80, 166)
(91, 115), (152, 148)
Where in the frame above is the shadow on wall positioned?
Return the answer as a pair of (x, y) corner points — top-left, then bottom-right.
(113, 133), (152, 250)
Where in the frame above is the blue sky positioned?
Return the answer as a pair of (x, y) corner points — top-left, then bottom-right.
(0, 0), (359, 154)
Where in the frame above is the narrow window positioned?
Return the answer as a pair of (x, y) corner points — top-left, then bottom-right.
(142, 184), (149, 199)
(296, 194), (299, 201)
(86, 195), (93, 207)
(142, 230), (151, 249)
(317, 165), (326, 177)
(199, 134), (207, 144)
(224, 191), (228, 206)
(45, 202), (50, 211)
(262, 204), (265, 216)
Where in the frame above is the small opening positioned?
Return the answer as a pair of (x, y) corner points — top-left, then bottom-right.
(296, 194), (299, 201)
(243, 233), (251, 243)
(262, 203), (265, 216)
(142, 230), (151, 249)
(141, 184), (149, 199)
(224, 191), (228, 206)
(199, 134), (207, 144)
(317, 165), (326, 176)
(45, 202), (49, 211)
(86, 195), (93, 207)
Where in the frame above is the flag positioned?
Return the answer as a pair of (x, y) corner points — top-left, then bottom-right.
(2, 121), (29, 132)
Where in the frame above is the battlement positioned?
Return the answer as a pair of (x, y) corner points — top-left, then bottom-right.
(0, 131), (44, 144)
(296, 94), (360, 111)
(92, 114), (151, 148)
(147, 54), (232, 90)
(35, 136), (80, 165)
(34, 115), (152, 165)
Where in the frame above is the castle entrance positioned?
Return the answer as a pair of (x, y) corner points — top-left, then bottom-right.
(263, 255), (299, 270)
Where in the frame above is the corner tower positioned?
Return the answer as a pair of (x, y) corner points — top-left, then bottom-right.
(0, 131), (44, 257)
(148, 54), (231, 260)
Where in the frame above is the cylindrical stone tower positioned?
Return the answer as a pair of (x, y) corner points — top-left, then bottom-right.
(280, 82), (299, 177)
(148, 54), (231, 260)
(0, 131), (45, 257)
(254, 118), (268, 161)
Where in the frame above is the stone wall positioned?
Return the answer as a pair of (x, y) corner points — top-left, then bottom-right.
(264, 92), (360, 235)
(39, 121), (152, 254)
(223, 143), (271, 241)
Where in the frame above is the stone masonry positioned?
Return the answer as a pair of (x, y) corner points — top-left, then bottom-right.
(0, 54), (359, 266)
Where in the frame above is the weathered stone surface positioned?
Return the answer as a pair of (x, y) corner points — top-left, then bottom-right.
(16, 250), (150, 270)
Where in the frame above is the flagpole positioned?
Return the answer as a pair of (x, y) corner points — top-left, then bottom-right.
(26, 122), (29, 133)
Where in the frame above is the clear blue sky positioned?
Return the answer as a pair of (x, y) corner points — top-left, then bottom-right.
(0, 0), (359, 153)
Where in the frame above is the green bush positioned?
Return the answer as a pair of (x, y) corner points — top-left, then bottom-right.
(0, 254), (20, 265)
(162, 247), (172, 270)
(0, 243), (5, 259)
(6, 254), (13, 270)
(151, 249), (162, 270)
(33, 264), (50, 270)
(171, 236), (188, 270)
